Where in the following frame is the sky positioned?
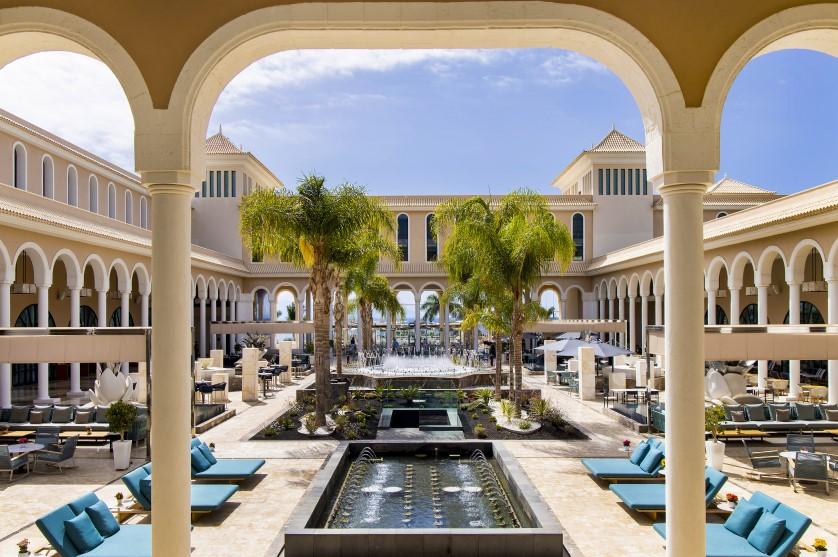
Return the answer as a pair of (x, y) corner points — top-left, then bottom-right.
(0, 48), (835, 195)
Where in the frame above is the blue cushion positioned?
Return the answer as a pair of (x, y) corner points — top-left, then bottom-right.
(139, 476), (152, 504)
(82, 524), (151, 557)
(198, 443), (218, 465)
(792, 403), (816, 421)
(745, 404), (768, 421)
(192, 458), (265, 480)
(68, 492), (101, 515)
(610, 483), (665, 510)
(581, 458), (657, 479)
(747, 511), (786, 554)
(654, 523), (767, 557)
(85, 500), (120, 537)
(724, 500), (762, 537)
(638, 447), (664, 473)
(190, 447), (211, 472)
(629, 442), (650, 465)
(189, 484), (238, 511)
(64, 512), (104, 553)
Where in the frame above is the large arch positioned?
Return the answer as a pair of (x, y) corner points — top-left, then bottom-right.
(51, 249), (83, 290)
(640, 270), (654, 297)
(0, 239), (12, 283)
(131, 262), (151, 295)
(755, 245), (787, 287)
(728, 251), (756, 290)
(167, 2), (685, 180)
(13, 242), (50, 286)
(787, 239), (827, 285)
(705, 256), (729, 291)
(81, 254), (108, 291)
(108, 258), (131, 292)
(194, 274), (207, 300)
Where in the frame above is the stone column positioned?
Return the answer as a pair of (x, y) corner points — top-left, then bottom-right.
(628, 296), (636, 353)
(68, 287), (83, 398)
(608, 297), (615, 342)
(729, 286), (740, 325)
(598, 298), (605, 320)
(297, 296), (305, 349)
(660, 175), (709, 557)
(560, 297), (568, 320)
(386, 312), (393, 354)
(209, 298), (217, 350)
(0, 280), (10, 408)
(198, 295), (207, 357)
(787, 282), (801, 400)
(640, 295), (649, 353)
(654, 294), (663, 326)
(140, 292), (149, 327)
(36, 283), (51, 403)
(219, 299), (227, 355)
(617, 296), (625, 347)
(120, 290), (130, 326)
(146, 177), (193, 556)
(757, 284), (769, 389)
(442, 301), (450, 352)
(828, 279), (837, 404)
(706, 289), (717, 325)
(414, 293), (421, 352)
(97, 289), (107, 327)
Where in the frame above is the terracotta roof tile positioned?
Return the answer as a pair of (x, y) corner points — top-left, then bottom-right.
(586, 129), (645, 153)
(206, 129), (246, 155)
(707, 177), (774, 195)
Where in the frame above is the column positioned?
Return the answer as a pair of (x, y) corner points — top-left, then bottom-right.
(661, 176), (709, 557)
(560, 297), (568, 321)
(640, 295), (649, 353)
(97, 289), (107, 327)
(598, 298), (605, 320)
(209, 297), (217, 350)
(729, 286), (740, 325)
(706, 289), (717, 325)
(787, 282), (801, 400)
(654, 294), (663, 325)
(628, 296), (636, 353)
(757, 284), (769, 389)
(0, 280), (10, 408)
(442, 301), (450, 352)
(608, 297), (615, 342)
(68, 287), (83, 398)
(120, 290), (130, 326)
(296, 296), (305, 349)
(147, 177), (193, 556)
(414, 293), (421, 352)
(385, 312), (393, 353)
(198, 295), (207, 357)
(617, 296), (625, 347)
(219, 299), (227, 354)
(140, 292), (150, 327)
(36, 283), (51, 402)
(828, 279), (837, 404)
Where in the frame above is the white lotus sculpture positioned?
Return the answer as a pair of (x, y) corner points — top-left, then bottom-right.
(88, 362), (137, 405)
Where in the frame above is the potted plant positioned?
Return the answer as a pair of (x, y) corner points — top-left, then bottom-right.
(705, 404), (726, 471)
(812, 538), (827, 556)
(106, 401), (137, 470)
(725, 493), (739, 507)
(621, 439), (631, 452)
(17, 538), (29, 556)
(114, 491), (124, 508)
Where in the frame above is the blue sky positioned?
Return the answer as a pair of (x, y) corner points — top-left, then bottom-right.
(0, 48), (835, 195)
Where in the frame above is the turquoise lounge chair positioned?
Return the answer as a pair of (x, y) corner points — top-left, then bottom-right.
(189, 437), (265, 481)
(581, 438), (665, 482)
(121, 463), (238, 520)
(609, 466), (727, 520)
(36, 492), (151, 557)
(652, 491), (811, 557)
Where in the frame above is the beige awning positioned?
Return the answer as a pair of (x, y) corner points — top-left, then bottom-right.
(525, 320), (627, 334)
(646, 325), (838, 360)
(0, 327), (149, 363)
(209, 321), (315, 335)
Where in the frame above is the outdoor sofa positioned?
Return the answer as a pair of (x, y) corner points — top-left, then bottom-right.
(0, 404), (147, 442)
(581, 437), (665, 482)
(36, 491), (151, 557)
(609, 466), (727, 520)
(652, 491), (811, 557)
(720, 402), (838, 432)
(121, 463), (238, 520)
(189, 437), (265, 481)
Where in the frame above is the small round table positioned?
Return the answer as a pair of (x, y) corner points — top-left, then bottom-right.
(9, 442), (44, 455)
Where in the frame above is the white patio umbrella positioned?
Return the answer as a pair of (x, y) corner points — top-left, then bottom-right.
(535, 338), (631, 358)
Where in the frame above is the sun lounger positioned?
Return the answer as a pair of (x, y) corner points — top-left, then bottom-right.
(189, 437), (265, 481)
(610, 466), (727, 520)
(581, 438), (665, 482)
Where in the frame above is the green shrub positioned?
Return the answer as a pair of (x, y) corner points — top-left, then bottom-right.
(106, 401), (137, 441)
(489, 415), (497, 423)
(543, 407), (565, 428)
(344, 423), (360, 440)
(263, 426), (277, 437)
(280, 418), (295, 430)
(529, 398), (550, 421)
(334, 414), (348, 431)
(499, 400), (514, 424)
(518, 420), (532, 430)
(475, 388), (493, 405)
(474, 424), (487, 439)
(471, 412), (478, 420)
(495, 423), (502, 431)
(303, 413), (318, 435)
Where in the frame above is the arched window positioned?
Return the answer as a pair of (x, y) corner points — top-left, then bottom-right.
(41, 155), (54, 198)
(109, 307), (134, 327)
(12, 143), (27, 189)
(78, 305), (98, 327)
(397, 213), (409, 262)
(67, 166), (78, 206)
(15, 304), (55, 327)
(107, 183), (116, 218)
(88, 176), (99, 213)
(140, 197), (148, 229)
(572, 213), (584, 261)
(739, 303), (759, 325)
(425, 214), (437, 262)
(704, 305), (729, 325)
(783, 301), (825, 325)
(716, 212), (728, 219)
(124, 190), (133, 224)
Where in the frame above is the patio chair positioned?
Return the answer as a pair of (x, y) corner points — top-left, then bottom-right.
(789, 451), (829, 494)
(581, 438), (665, 482)
(785, 433), (815, 453)
(34, 435), (78, 473)
(189, 437), (265, 482)
(35, 425), (61, 451)
(609, 466), (727, 520)
(0, 445), (29, 481)
(740, 440), (785, 480)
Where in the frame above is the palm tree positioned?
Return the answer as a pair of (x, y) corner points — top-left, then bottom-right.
(239, 175), (394, 426)
(434, 190), (574, 411)
(345, 250), (403, 351)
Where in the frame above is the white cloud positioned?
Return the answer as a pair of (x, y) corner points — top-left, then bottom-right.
(215, 49), (502, 113)
(540, 52), (607, 85)
(482, 74), (522, 89)
(0, 52), (135, 170)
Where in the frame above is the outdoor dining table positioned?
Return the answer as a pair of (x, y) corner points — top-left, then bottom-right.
(8, 442), (44, 456)
(609, 388), (659, 404)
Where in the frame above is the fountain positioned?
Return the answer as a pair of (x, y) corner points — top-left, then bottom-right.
(285, 441), (564, 556)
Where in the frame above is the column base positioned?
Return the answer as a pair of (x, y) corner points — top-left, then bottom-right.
(34, 397), (59, 405)
(66, 390), (87, 400)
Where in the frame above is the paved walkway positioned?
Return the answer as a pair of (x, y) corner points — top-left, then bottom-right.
(2, 374), (834, 557)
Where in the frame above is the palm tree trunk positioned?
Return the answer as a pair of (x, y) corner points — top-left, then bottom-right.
(334, 292), (345, 378)
(494, 332), (502, 400)
(312, 266), (332, 427)
(511, 296), (523, 415)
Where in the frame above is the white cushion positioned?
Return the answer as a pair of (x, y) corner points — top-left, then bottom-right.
(706, 369), (732, 400)
(723, 373), (747, 396)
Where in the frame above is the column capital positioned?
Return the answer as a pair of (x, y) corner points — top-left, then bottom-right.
(35, 282), (52, 290)
(141, 170), (196, 188)
(120, 289), (132, 297)
(654, 170), (714, 196)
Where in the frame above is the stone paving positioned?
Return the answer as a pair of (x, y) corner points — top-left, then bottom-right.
(1, 373), (835, 557)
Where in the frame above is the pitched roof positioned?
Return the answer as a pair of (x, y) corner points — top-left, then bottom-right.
(707, 177), (774, 195)
(586, 129), (645, 153)
(206, 127), (245, 155)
